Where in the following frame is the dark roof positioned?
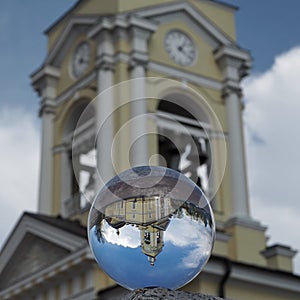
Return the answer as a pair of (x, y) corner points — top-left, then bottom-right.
(24, 212), (87, 239)
(209, 0), (238, 10)
(44, 0), (81, 34)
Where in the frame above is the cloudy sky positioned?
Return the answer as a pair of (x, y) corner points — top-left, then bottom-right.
(1, 0), (300, 274)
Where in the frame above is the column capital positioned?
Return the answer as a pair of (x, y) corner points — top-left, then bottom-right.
(31, 64), (60, 97)
(39, 99), (56, 117)
(128, 15), (156, 72)
(128, 15), (157, 36)
(31, 65), (59, 117)
(128, 53), (149, 71)
(88, 20), (114, 45)
(96, 54), (115, 71)
(88, 19), (115, 74)
(221, 79), (243, 99)
(214, 45), (251, 81)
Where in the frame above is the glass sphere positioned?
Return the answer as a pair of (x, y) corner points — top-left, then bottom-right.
(88, 166), (215, 290)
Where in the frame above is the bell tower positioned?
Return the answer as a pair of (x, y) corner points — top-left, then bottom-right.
(1, 2), (299, 300)
(30, 0), (296, 284)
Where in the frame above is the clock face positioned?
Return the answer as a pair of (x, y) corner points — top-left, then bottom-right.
(164, 30), (196, 66)
(71, 42), (91, 79)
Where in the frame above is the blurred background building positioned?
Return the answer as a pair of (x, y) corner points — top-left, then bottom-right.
(0, 0), (299, 299)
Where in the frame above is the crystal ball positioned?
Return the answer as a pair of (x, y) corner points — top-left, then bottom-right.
(88, 166), (215, 290)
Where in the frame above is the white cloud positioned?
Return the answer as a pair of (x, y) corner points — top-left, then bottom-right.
(243, 47), (300, 274)
(0, 107), (39, 247)
(104, 222), (140, 248)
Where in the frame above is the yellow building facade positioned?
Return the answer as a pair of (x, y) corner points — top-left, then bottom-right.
(0, 1), (299, 299)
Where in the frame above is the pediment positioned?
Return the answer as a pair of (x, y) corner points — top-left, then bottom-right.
(0, 233), (70, 290)
(43, 1), (238, 71)
(0, 213), (87, 291)
(137, 1), (235, 48)
(45, 15), (97, 67)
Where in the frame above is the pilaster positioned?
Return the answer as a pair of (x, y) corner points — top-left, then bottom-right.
(128, 16), (157, 167)
(215, 45), (251, 219)
(261, 244), (297, 272)
(31, 65), (60, 215)
(89, 21), (116, 187)
(58, 144), (72, 217)
(224, 217), (267, 266)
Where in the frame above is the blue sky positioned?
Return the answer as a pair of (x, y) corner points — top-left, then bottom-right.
(1, 0), (300, 275)
(0, 1), (77, 113)
(234, 0), (300, 72)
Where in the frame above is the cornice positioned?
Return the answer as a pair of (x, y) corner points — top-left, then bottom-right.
(214, 45), (252, 80)
(147, 59), (223, 91)
(128, 15), (157, 33)
(31, 65), (60, 87)
(214, 45), (251, 63)
(0, 247), (93, 299)
(88, 15), (157, 40)
(206, 255), (300, 293)
(0, 214), (87, 277)
(261, 245), (297, 259)
(224, 216), (267, 232)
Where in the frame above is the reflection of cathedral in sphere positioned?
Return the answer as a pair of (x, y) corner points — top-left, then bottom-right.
(88, 166), (215, 290)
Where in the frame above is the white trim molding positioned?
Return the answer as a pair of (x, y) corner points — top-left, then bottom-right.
(137, 1), (234, 46)
(46, 15), (98, 66)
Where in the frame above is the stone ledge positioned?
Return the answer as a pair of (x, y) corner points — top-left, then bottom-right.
(121, 288), (224, 299)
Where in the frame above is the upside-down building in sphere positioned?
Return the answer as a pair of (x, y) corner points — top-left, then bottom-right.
(0, 1), (299, 299)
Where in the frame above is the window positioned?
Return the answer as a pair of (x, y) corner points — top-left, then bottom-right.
(157, 98), (211, 195)
(61, 101), (96, 217)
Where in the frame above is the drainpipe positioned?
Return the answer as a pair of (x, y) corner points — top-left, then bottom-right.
(219, 258), (232, 298)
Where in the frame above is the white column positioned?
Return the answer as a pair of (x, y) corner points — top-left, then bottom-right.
(224, 88), (250, 217)
(85, 269), (94, 290)
(89, 26), (115, 187)
(128, 19), (157, 167)
(130, 63), (149, 167)
(60, 145), (72, 217)
(72, 276), (81, 296)
(47, 288), (55, 300)
(96, 65), (115, 184)
(60, 281), (68, 299)
(215, 46), (251, 219)
(35, 294), (43, 300)
(38, 105), (55, 214)
(31, 66), (59, 215)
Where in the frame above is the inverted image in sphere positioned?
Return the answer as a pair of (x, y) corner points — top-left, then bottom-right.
(88, 166), (215, 290)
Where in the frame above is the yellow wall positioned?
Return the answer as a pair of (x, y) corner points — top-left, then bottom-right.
(227, 280), (300, 300)
(93, 268), (116, 291)
(226, 224), (267, 266)
(189, 0), (236, 41)
(45, 0), (274, 281)
(149, 21), (222, 82)
(47, 0), (237, 51)
(267, 255), (294, 273)
(56, 37), (96, 97)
